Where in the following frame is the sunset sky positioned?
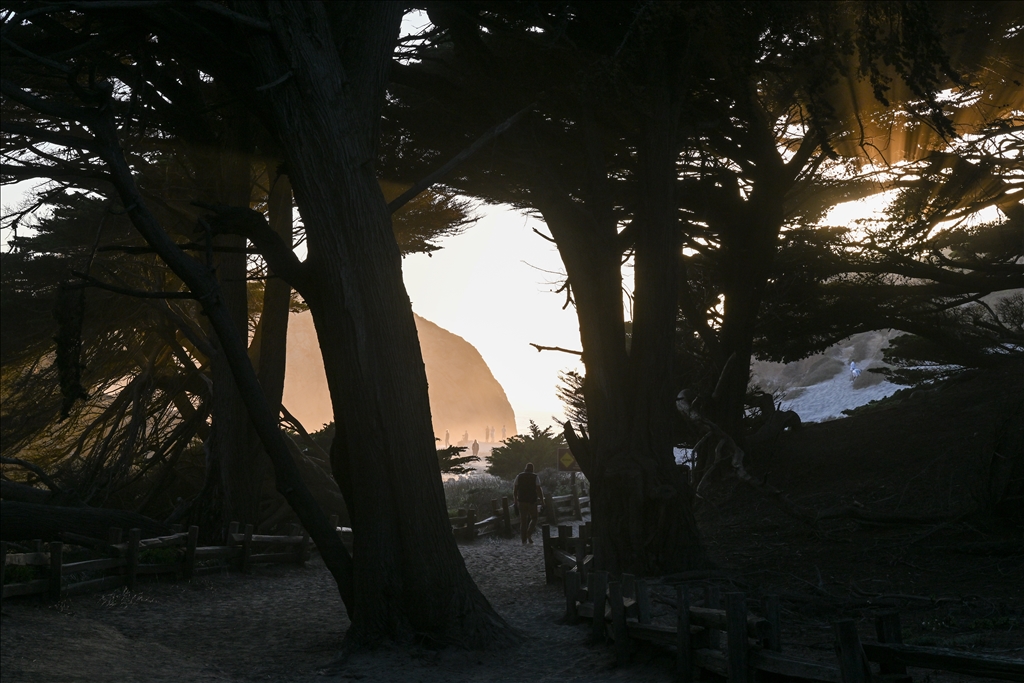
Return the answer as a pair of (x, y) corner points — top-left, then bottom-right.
(401, 205), (584, 434)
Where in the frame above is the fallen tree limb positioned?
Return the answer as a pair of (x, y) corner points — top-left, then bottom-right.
(1, 501), (170, 541)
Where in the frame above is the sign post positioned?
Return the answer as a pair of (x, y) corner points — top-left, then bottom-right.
(557, 447), (580, 472)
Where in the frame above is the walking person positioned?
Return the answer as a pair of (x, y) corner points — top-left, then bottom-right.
(513, 463), (544, 545)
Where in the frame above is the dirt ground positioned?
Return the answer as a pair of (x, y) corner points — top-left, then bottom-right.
(2, 363), (1021, 682)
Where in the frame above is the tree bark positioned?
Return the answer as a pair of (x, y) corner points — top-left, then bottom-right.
(252, 168), (293, 417)
(553, 91), (705, 577)
(236, 1), (513, 646)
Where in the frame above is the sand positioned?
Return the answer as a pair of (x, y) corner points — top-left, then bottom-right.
(1, 528), (676, 683)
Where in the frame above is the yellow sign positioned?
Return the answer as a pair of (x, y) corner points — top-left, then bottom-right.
(557, 447), (580, 472)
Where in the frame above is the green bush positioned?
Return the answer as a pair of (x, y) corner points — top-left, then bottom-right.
(485, 421), (565, 479)
(442, 473), (512, 515)
(537, 468), (587, 498)
(3, 564), (40, 584)
(437, 444), (480, 475)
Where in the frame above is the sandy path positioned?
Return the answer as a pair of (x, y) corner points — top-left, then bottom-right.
(1, 529), (676, 683)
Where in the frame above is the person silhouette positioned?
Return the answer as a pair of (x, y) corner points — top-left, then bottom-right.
(444, 429), (450, 448)
(471, 439), (480, 457)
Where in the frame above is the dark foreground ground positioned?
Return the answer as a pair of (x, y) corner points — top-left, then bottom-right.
(2, 363), (1021, 682)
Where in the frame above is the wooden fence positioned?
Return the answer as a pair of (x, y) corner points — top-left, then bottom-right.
(450, 488), (592, 542)
(545, 524), (1024, 682)
(1, 522), (311, 602)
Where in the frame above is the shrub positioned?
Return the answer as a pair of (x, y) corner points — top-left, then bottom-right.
(437, 445), (480, 475)
(3, 564), (40, 584)
(442, 473), (512, 515)
(485, 421), (565, 479)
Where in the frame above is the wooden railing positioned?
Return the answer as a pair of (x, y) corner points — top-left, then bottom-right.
(546, 525), (1024, 682)
(1, 522), (311, 602)
(451, 487), (591, 542)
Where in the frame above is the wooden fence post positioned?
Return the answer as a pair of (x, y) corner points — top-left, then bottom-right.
(126, 529), (140, 591)
(622, 573), (635, 601)
(707, 583), (721, 649)
(762, 594), (782, 651)
(591, 570), (608, 644)
(184, 525), (198, 580)
(545, 495), (558, 526)
(501, 496), (512, 537)
(48, 541), (63, 601)
(676, 584), (692, 683)
(466, 508), (477, 541)
(833, 619), (871, 683)
(726, 592), (750, 683)
(564, 569), (580, 624)
(558, 524), (571, 553)
(609, 581), (630, 665)
(875, 612), (907, 676)
(636, 579), (652, 624)
(541, 525), (554, 584)
(240, 524), (254, 573)
(576, 526), (587, 583)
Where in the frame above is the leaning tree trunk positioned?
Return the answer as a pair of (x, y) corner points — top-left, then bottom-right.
(191, 129), (267, 531)
(239, 1), (513, 646)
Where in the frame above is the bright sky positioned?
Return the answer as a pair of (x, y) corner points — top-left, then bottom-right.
(1, 184), (586, 436)
(401, 206), (584, 434)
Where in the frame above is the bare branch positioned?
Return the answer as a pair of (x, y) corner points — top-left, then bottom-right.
(529, 343), (583, 356)
(0, 456), (62, 492)
(70, 271), (198, 299)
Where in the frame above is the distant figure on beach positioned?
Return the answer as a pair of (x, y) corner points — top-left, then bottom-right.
(850, 361), (862, 378)
(444, 429), (450, 448)
(513, 463), (544, 544)
(471, 439), (480, 457)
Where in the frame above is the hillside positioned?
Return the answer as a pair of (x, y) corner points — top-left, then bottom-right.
(700, 360), (1023, 654)
(281, 311), (516, 443)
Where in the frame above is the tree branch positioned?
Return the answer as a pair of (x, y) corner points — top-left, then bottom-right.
(387, 102), (536, 214)
(192, 202), (310, 296)
(0, 457), (62, 492)
(529, 343), (583, 356)
(70, 271), (198, 299)
(1, 120), (97, 151)
(73, 85), (354, 609)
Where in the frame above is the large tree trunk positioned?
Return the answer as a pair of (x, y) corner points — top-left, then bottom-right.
(190, 127), (267, 531)
(238, 1), (512, 646)
(542, 97), (705, 577)
(709, 181), (787, 440)
(253, 168), (293, 416)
